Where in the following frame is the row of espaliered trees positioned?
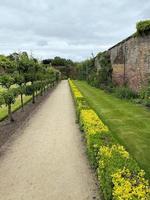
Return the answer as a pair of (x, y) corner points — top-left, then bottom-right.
(0, 52), (61, 122)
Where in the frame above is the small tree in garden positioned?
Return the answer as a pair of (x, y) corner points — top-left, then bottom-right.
(13, 72), (25, 110)
(0, 51), (61, 122)
(2, 89), (18, 122)
(36, 64), (46, 96)
(0, 75), (17, 122)
(17, 53), (38, 104)
(27, 58), (39, 104)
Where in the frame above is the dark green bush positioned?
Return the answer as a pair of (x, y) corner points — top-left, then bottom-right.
(140, 86), (150, 99)
(131, 98), (143, 104)
(100, 83), (115, 93)
(115, 87), (138, 99)
(142, 99), (150, 107)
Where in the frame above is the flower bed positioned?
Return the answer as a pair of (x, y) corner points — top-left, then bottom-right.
(69, 79), (150, 200)
(69, 79), (89, 118)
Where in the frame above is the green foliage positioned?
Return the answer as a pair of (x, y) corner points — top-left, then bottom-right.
(0, 74), (14, 89)
(136, 20), (150, 36)
(142, 99), (150, 107)
(2, 89), (18, 106)
(138, 85), (150, 107)
(75, 52), (113, 89)
(115, 86), (138, 99)
(0, 52), (61, 122)
(97, 52), (113, 86)
(76, 58), (95, 81)
(0, 55), (16, 74)
(0, 94), (4, 107)
(69, 79), (90, 119)
(70, 80), (150, 200)
(98, 145), (140, 200)
(140, 85), (150, 99)
(14, 73), (24, 84)
(42, 56), (74, 79)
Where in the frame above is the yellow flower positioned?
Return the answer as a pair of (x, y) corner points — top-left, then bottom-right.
(112, 168), (150, 200)
(69, 80), (83, 98)
(80, 109), (109, 135)
(99, 146), (112, 157)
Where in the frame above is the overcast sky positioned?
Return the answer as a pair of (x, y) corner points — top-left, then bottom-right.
(0, 0), (149, 61)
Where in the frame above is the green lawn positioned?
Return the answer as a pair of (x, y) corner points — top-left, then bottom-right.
(75, 81), (150, 178)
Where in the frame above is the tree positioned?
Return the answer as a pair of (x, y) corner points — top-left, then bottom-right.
(2, 89), (18, 122)
(13, 72), (25, 110)
(0, 55), (16, 74)
(0, 74), (17, 122)
(0, 51), (61, 122)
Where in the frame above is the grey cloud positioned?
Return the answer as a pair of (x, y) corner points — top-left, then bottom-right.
(37, 40), (48, 47)
(0, 0), (149, 61)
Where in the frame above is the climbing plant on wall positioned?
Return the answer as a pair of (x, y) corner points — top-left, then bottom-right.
(97, 51), (113, 87)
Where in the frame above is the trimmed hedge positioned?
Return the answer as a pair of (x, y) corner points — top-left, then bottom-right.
(69, 79), (90, 118)
(69, 79), (150, 200)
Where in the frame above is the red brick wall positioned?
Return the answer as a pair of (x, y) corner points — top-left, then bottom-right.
(109, 35), (150, 91)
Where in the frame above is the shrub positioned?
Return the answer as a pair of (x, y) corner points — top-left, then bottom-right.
(140, 86), (150, 99)
(112, 168), (150, 200)
(69, 79), (90, 118)
(80, 109), (110, 167)
(131, 98), (143, 104)
(98, 145), (142, 200)
(136, 20), (150, 36)
(142, 99), (150, 107)
(115, 87), (138, 99)
(100, 83), (115, 93)
(139, 85), (150, 107)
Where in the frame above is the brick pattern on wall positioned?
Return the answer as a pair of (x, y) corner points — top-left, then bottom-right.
(95, 35), (150, 91)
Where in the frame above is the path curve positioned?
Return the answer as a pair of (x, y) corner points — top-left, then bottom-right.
(0, 80), (100, 200)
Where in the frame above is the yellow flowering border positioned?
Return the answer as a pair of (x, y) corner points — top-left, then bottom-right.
(69, 79), (150, 200)
(69, 79), (83, 99)
(69, 79), (89, 118)
(80, 109), (109, 135)
(112, 168), (149, 200)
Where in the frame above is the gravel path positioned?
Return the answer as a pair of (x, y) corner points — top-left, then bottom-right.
(0, 80), (100, 200)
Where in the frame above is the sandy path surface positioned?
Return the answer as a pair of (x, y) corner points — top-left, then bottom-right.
(0, 80), (100, 200)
